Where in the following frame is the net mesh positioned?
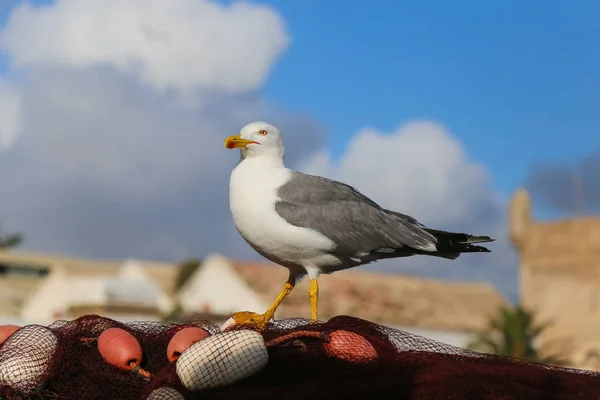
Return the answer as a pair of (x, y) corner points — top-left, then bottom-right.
(0, 314), (599, 400)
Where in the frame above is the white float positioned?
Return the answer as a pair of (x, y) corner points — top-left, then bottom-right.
(0, 325), (58, 394)
(146, 387), (185, 399)
(176, 329), (268, 390)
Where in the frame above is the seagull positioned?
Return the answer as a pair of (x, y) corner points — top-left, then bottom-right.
(224, 121), (494, 329)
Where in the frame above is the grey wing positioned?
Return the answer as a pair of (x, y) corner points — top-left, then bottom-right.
(275, 172), (438, 256)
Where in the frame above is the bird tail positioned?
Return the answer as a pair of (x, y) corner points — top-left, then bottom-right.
(419, 228), (495, 260)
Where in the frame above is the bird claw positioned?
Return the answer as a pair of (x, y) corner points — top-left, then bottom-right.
(231, 311), (272, 330)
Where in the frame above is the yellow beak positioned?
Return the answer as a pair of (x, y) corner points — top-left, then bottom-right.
(224, 134), (258, 149)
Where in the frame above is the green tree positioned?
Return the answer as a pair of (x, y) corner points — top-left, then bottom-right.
(174, 257), (202, 291)
(162, 302), (184, 322)
(0, 230), (23, 249)
(467, 303), (568, 365)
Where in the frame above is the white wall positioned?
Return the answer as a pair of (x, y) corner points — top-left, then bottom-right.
(117, 259), (173, 313)
(20, 261), (172, 324)
(20, 266), (71, 324)
(178, 254), (268, 316)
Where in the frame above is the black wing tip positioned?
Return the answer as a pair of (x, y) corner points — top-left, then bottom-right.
(414, 242), (493, 260)
(454, 243), (493, 254)
(423, 228), (496, 244)
(470, 244), (492, 252)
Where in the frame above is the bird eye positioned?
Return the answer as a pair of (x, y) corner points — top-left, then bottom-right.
(259, 129), (268, 136)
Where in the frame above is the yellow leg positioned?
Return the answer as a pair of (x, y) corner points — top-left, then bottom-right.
(232, 275), (296, 330)
(309, 279), (319, 322)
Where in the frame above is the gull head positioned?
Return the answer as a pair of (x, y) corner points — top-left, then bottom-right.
(224, 121), (285, 159)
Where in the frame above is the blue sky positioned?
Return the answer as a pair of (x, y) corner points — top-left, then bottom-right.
(0, 0), (19, 75)
(1, 0), (599, 219)
(0, 0), (21, 25)
(256, 0), (600, 218)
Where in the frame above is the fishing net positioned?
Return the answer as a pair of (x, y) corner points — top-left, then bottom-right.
(0, 314), (599, 400)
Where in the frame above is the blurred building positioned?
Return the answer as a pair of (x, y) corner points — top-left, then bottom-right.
(509, 188), (600, 371)
(0, 249), (507, 350)
(0, 251), (176, 325)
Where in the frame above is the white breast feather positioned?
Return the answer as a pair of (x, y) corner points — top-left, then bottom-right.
(229, 158), (337, 270)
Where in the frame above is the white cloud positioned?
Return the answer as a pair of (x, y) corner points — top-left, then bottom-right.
(0, 0), (289, 94)
(0, 79), (22, 149)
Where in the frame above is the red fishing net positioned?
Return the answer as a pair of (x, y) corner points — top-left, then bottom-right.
(0, 314), (599, 400)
